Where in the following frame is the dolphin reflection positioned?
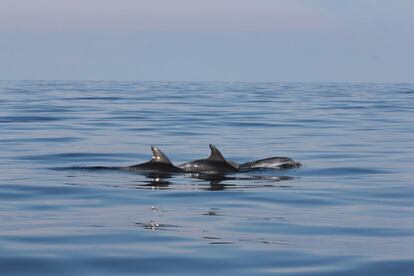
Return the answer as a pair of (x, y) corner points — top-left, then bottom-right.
(131, 173), (295, 191)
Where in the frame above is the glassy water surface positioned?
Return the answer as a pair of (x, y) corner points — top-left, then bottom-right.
(1, 81), (414, 275)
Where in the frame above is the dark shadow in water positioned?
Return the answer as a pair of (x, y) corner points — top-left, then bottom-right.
(202, 208), (222, 216)
(203, 236), (234, 245)
(51, 165), (123, 172)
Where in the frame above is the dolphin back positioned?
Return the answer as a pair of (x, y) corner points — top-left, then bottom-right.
(178, 144), (238, 174)
(238, 156), (302, 170)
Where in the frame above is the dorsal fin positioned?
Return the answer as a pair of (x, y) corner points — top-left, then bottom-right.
(208, 144), (226, 161)
(150, 145), (173, 164)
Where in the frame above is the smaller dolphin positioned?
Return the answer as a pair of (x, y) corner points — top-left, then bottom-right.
(237, 156), (302, 170)
(127, 145), (184, 174)
(178, 144), (239, 174)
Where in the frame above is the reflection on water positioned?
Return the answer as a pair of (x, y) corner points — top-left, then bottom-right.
(139, 177), (173, 189)
(135, 222), (182, 231)
(130, 173), (295, 191)
(1, 81), (414, 275)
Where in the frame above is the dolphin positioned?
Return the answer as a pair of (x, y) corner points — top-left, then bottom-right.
(126, 145), (184, 174)
(178, 144), (239, 174)
(237, 156), (302, 170)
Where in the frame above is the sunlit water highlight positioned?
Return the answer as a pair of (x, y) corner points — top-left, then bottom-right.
(1, 81), (414, 275)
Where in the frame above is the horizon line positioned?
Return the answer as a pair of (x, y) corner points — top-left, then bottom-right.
(1, 79), (413, 85)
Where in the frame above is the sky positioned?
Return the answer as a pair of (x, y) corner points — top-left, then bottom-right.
(0, 0), (413, 82)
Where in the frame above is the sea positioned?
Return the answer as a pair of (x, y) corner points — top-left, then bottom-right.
(1, 81), (414, 275)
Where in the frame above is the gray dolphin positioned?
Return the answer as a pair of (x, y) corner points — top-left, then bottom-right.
(127, 145), (184, 173)
(178, 144), (239, 174)
(237, 156), (302, 170)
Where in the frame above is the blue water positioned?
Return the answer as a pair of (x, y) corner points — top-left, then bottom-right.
(1, 81), (414, 275)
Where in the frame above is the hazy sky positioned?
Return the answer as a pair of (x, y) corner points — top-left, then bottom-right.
(1, 0), (413, 82)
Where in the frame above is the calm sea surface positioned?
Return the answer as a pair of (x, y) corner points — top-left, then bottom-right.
(1, 81), (414, 275)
